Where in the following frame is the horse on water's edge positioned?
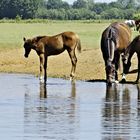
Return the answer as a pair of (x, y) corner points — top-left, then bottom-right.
(122, 35), (140, 83)
(101, 22), (131, 85)
(23, 31), (81, 83)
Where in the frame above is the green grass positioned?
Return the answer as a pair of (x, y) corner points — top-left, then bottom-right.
(0, 20), (139, 49)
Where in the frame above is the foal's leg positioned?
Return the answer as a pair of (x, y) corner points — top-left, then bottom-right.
(68, 49), (77, 80)
(44, 56), (48, 83)
(39, 54), (44, 82)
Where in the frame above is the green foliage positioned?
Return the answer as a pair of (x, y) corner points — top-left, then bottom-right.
(0, 0), (139, 20)
(133, 13), (140, 20)
(0, 0), (42, 19)
(73, 0), (88, 9)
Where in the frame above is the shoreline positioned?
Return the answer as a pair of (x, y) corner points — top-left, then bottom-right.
(0, 48), (138, 83)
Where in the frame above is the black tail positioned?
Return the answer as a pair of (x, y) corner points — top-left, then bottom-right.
(107, 27), (115, 66)
(108, 27), (113, 39)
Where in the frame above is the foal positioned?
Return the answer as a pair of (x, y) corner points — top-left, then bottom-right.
(23, 31), (81, 83)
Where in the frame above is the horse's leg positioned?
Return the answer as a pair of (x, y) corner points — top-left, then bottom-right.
(122, 52), (134, 82)
(68, 49), (77, 80)
(44, 56), (48, 84)
(114, 51), (120, 83)
(121, 53), (126, 82)
(39, 54), (44, 83)
(136, 53), (140, 83)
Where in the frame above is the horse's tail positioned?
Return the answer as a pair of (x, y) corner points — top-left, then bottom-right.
(76, 37), (82, 53)
(107, 27), (115, 66)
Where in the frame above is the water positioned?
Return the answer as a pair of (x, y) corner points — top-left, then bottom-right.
(0, 73), (140, 140)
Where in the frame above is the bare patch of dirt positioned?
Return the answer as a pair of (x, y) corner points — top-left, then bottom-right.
(0, 48), (138, 82)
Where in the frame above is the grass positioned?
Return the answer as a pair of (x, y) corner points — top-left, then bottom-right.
(0, 20), (139, 80)
(0, 20), (112, 49)
(0, 20), (139, 49)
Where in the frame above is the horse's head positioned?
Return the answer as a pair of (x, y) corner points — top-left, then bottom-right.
(23, 37), (34, 58)
(135, 20), (140, 32)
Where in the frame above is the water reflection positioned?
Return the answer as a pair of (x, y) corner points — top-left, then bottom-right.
(71, 81), (76, 98)
(137, 84), (140, 101)
(2, 74), (140, 139)
(24, 81), (78, 140)
(39, 81), (76, 99)
(102, 84), (140, 140)
(40, 83), (47, 99)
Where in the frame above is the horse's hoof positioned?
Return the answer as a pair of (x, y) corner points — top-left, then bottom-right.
(70, 76), (74, 81)
(120, 78), (126, 83)
(135, 80), (139, 84)
(40, 80), (44, 84)
(115, 80), (119, 84)
(39, 78), (44, 83)
(107, 82), (112, 86)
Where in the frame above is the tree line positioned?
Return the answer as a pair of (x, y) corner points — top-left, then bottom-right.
(0, 0), (140, 20)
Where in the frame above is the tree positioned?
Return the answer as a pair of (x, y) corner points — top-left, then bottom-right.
(0, 0), (43, 19)
(123, 8), (135, 19)
(101, 8), (120, 19)
(91, 3), (108, 14)
(117, 0), (135, 8)
(21, 0), (43, 18)
(72, 0), (88, 9)
(46, 0), (69, 9)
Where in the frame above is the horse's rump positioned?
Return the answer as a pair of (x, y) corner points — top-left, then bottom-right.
(101, 22), (131, 54)
(62, 32), (81, 53)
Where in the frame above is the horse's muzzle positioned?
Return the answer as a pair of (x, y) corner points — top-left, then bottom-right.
(24, 54), (28, 58)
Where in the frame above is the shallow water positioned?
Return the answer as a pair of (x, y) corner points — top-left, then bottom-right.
(0, 73), (140, 140)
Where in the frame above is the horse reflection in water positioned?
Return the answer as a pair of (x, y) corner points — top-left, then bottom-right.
(102, 84), (140, 140)
(39, 82), (76, 99)
(23, 82), (77, 140)
(40, 83), (47, 99)
(102, 84), (131, 140)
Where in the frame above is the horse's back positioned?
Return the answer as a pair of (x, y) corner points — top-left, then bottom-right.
(62, 31), (79, 41)
(101, 22), (131, 52)
(115, 22), (131, 50)
(112, 22), (131, 39)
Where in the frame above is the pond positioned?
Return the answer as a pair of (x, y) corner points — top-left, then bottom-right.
(0, 73), (140, 140)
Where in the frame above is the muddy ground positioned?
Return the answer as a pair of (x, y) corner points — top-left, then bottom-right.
(0, 48), (138, 82)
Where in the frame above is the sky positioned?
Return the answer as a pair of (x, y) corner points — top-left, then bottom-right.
(63, 0), (117, 4)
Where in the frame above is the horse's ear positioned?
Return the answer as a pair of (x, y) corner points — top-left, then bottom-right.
(23, 37), (26, 42)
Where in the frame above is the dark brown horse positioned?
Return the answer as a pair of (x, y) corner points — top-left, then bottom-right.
(23, 31), (81, 83)
(101, 22), (131, 85)
(135, 19), (140, 32)
(123, 35), (140, 83)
